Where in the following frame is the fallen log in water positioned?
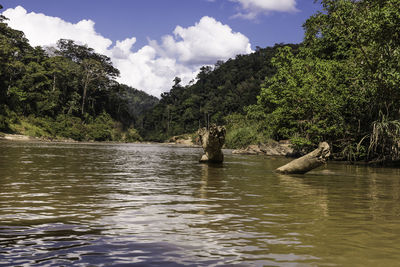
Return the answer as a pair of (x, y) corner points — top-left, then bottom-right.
(275, 142), (330, 174)
(198, 124), (226, 163)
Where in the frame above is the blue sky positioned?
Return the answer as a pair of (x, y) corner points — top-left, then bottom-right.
(0, 0), (322, 96)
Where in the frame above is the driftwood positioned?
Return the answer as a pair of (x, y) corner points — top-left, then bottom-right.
(276, 142), (331, 174)
(198, 124), (226, 163)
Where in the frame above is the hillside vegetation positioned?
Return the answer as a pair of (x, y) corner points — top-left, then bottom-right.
(141, 44), (298, 141)
(0, 14), (158, 141)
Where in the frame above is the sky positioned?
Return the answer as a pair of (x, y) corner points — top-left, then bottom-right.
(0, 0), (321, 97)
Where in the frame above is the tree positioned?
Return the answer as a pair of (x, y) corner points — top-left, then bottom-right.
(56, 39), (119, 117)
(249, 0), (400, 160)
(305, 0), (400, 159)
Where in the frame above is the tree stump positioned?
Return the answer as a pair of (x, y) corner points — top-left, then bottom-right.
(198, 124), (226, 163)
(275, 142), (330, 174)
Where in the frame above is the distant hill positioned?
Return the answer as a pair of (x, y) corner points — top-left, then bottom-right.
(141, 43), (299, 141)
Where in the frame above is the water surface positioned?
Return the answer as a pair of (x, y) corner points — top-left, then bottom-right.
(1, 141), (400, 266)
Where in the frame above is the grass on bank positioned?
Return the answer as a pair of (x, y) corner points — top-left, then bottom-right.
(224, 113), (272, 149)
(6, 113), (143, 142)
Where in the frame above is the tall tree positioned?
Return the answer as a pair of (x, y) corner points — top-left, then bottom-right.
(56, 39), (120, 117)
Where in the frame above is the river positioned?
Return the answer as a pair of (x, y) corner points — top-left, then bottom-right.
(1, 141), (400, 266)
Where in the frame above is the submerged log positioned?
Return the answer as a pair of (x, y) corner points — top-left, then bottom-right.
(276, 142), (331, 174)
(198, 124), (226, 163)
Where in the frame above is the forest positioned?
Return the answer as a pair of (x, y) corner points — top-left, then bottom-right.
(0, 13), (158, 141)
(141, 43), (299, 142)
(1, 0), (400, 163)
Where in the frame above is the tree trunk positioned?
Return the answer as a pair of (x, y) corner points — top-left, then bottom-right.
(81, 74), (89, 116)
(198, 124), (226, 163)
(53, 74), (56, 92)
(276, 142), (330, 174)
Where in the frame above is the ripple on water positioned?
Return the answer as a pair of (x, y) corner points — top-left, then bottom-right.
(1, 142), (400, 266)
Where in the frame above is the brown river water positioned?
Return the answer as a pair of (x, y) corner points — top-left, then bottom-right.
(1, 140), (400, 266)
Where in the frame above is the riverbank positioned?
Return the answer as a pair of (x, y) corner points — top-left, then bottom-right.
(232, 141), (295, 157)
(0, 132), (202, 149)
(1, 133), (41, 141)
(0, 132), (312, 157)
(0, 132), (79, 143)
(2, 133), (399, 167)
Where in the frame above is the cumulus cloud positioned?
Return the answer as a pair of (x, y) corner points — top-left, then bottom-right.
(231, 0), (298, 19)
(111, 37), (137, 59)
(111, 44), (198, 97)
(2, 6), (252, 97)
(3, 6), (112, 54)
(153, 16), (252, 65)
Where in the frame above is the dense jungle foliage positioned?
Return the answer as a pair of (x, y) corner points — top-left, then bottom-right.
(247, 0), (400, 162)
(0, 14), (158, 141)
(141, 43), (299, 141)
(1, 0), (399, 163)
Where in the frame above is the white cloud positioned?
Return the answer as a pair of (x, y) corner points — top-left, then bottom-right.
(2, 6), (112, 54)
(231, 0), (298, 19)
(111, 37), (137, 59)
(153, 16), (252, 65)
(2, 6), (253, 97)
(111, 44), (198, 97)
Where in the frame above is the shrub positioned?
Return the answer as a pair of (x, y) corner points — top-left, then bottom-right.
(368, 113), (400, 161)
(86, 113), (113, 141)
(224, 113), (272, 149)
(0, 106), (18, 132)
(225, 126), (256, 149)
(26, 116), (56, 137)
(125, 127), (142, 142)
(0, 115), (9, 132)
(54, 115), (86, 141)
(289, 136), (313, 154)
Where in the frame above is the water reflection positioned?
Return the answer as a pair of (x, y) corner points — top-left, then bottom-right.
(1, 141), (400, 266)
(199, 164), (210, 215)
(277, 173), (329, 217)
